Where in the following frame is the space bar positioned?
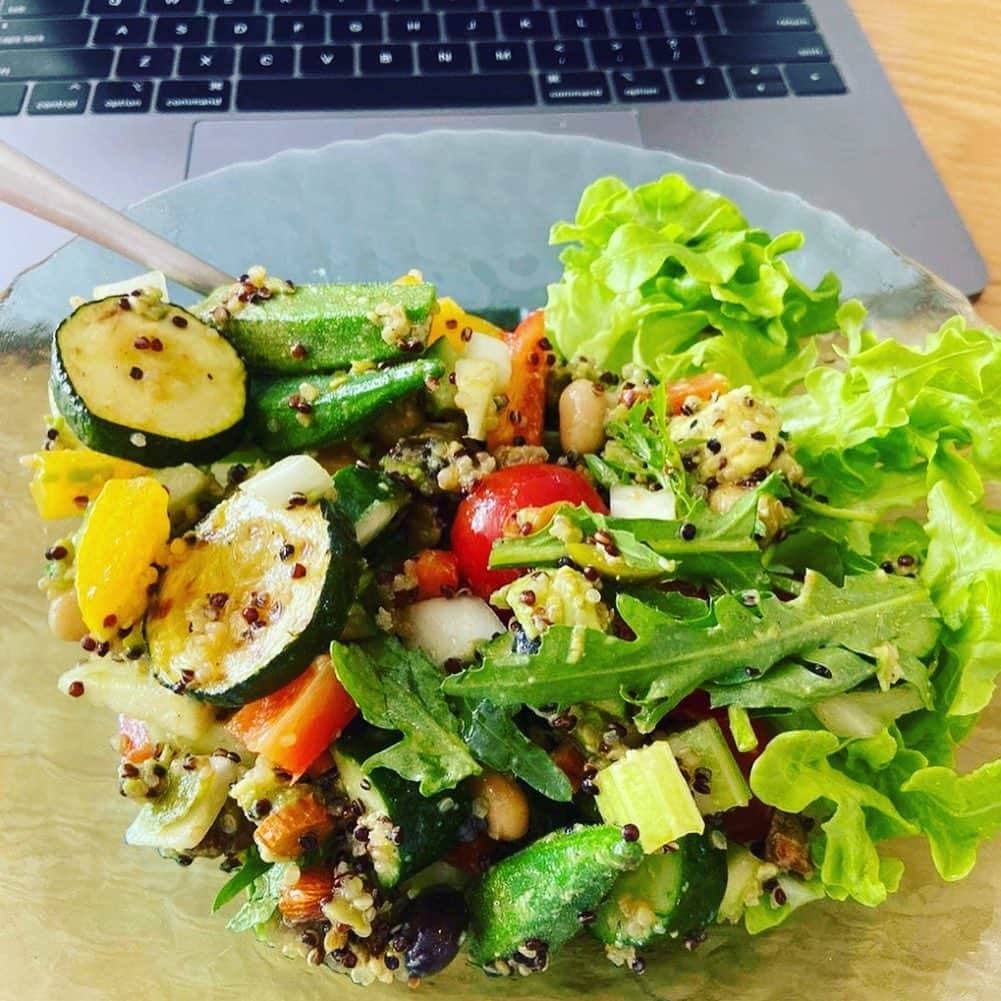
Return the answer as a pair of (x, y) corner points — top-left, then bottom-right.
(237, 75), (537, 112)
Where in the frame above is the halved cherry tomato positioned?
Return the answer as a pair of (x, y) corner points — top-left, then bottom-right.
(278, 866), (335, 923)
(488, 310), (551, 450)
(227, 654), (358, 779)
(254, 792), (334, 861)
(550, 741), (586, 794)
(117, 714), (153, 764)
(451, 464), (608, 600)
(664, 372), (729, 415)
(413, 549), (460, 601)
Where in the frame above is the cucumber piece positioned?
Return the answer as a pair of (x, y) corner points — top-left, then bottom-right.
(57, 658), (217, 742)
(247, 358), (443, 455)
(594, 742), (704, 853)
(591, 832), (728, 948)
(425, 338), (460, 415)
(51, 295), (246, 467)
(197, 282), (437, 373)
(466, 824), (643, 971)
(333, 728), (469, 889)
(146, 491), (360, 705)
(126, 754), (238, 851)
(668, 719), (751, 815)
(332, 465), (409, 547)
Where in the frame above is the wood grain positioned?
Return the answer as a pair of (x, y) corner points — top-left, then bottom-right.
(849, 0), (1001, 326)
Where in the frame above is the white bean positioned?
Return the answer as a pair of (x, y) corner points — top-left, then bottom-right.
(559, 379), (607, 455)
(48, 590), (87, 643)
(468, 770), (530, 842)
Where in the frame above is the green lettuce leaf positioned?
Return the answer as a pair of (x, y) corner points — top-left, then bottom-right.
(330, 636), (480, 795)
(226, 862), (287, 933)
(459, 700), (572, 802)
(443, 570), (939, 733)
(213, 843), (270, 913)
(545, 174), (840, 382)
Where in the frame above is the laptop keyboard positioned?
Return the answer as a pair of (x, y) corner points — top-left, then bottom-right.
(0, 0), (847, 116)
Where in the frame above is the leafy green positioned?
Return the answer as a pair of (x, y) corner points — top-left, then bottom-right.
(213, 844), (271, 913)
(545, 174), (840, 383)
(330, 636), (480, 795)
(490, 478), (782, 590)
(459, 700), (573, 802)
(443, 570), (939, 733)
(226, 862), (288, 933)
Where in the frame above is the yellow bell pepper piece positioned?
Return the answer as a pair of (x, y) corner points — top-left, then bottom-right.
(76, 477), (170, 638)
(429, 297), (505, 351)
(23, 448), (149, 520)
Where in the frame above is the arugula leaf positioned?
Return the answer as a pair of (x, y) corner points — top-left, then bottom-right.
(545, 174), (840, 384)
(212, 843), (271, 913)
(749, 730), (913, 907)
(443, 571), (939, 733)
(459, 700), (572, 802)
(330, 636), (480, 795)
(226, 862), (287, 933)
(490, 479), (781, 590)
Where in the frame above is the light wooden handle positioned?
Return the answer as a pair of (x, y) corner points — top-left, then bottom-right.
(0, 140), (234, 295)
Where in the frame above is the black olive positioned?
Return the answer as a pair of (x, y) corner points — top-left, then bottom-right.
(400, 886), (468, 979)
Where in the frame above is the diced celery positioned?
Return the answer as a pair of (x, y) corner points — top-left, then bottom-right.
(669, 718), (751, 814)
(727, 705), (759, 753)
(594, 742), (704, 853)
(812, 685), (924, 739)
(717, 845), (780, 925)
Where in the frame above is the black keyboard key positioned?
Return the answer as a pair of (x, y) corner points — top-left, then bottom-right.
(359, 43), (412, 74)
(1, 0), (83, 16)
(665, 7), (718, 35)
(556, 9), (606, 37)
(540, 69), (608, 105)
(0, 81), (25, 113)
(272, 14), (323, 41)
(0, 16), (90, 46)
(329, 14), (381, 40)
(727, 64), (782, 85)
(492, 0), (534, 7)
(732, 75), (786, 98)
(541, 0), (586, 6)
(238, 72), (535, 110)
(153, 16), (207, 43)
(145, 0), (197, 14)
(316, 0), (365, 10)
(116, 45), (173, 75)
(591, 38), (644, 68)
(418, 41), (471, 73)
(388, 13), (439, 40)
(28, 79), (87, 112)
(647, 36), (702, 67)
(612, 67), (668, 102)
(671, 67), (728, 100)
(445, 12), (495, 40)
(705, 32), (829, 65)
(610, 8), (662, 36)
(299, 43), (353, 74)
(0, 46), (110, 77)
(92, 79), (151, 112)
(213, 14), (266, 42)
(87, 0), (138, 13)
(785, 62), (846, 95)
(178, 44), (233, 74)
(533, 39), (585, 70)
(476, 40), (528, 71)
(720, 4), (814, 34)
(204, 0), (254, 11)
(500, 10), (551, 38)
(429, 0), (478, 8)
(93, 17), (150, 45)
(261, 0), (310, 10)
(373, 0), (421, 9)
(240, 44), (293, 74)
(157, 78), (230, 111)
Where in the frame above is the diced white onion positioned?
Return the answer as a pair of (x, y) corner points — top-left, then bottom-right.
(610, 484), (677, 521)
(240, 454), (334, 508)
(93, 270), (169, 302)
(398, 595), (504, 667)
(465, 331), (512, 391)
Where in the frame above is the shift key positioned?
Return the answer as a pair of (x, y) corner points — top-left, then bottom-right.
(0, 47), (111, 79)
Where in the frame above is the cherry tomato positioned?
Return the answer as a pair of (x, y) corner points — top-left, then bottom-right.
(664, 372), (730, 415)
(451, 464), (608, 599)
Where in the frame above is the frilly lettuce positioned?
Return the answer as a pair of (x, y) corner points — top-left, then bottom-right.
(545, 174), (840, 383)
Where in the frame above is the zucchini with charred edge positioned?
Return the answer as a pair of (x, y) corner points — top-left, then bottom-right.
(51, 294), (246, 467)
(146, 489), (360, 705)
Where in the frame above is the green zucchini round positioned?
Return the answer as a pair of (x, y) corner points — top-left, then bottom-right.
(146, 492), (360, 705)
(50, 294), (247, 468)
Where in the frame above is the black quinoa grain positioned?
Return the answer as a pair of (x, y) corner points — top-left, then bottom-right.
(176, 854), (193, 867)
(706, 438), (721, 454)
(621, 823), (640, 843)
(126, 646), (144, 660)
(898, 554), (916, 568)
(538, 337), (552, 351)
(209, 592), (229, 609)
(680, 522), (697, 541)
(46, 427), (59, 441)
(298, 833), (318, 852)
(290, 342), (308, 360)
(103, 613), (118, 628)
(520, 589), (536, 606)
(45, 545), (68, 561)
(804, 661), (833, 679)
(96, 640), (110, 657)
(279, 543), (295, 561)
(242, 607), (259, 624)
(384, 955), (400, 972)
(772, 886), (788, 907)
(460, 326), (473, 343)
(291, 562), (307, 579)
(171, 315), (188, 328)
(287, 492), (308, 508)
(129, 366), (143, 380)
(80, 635), (97, 652)
(254, 798), (272, 819)
(151, 337), (163, 352)
(630, 956), (647, 975)
(119, 297), (131, 311)
(750, 430), (767, 441)
(354, 826), (370, 844)
(67, 680), (85, 698)
(227, 463), (248, 486)
(880, 561), (895, 574)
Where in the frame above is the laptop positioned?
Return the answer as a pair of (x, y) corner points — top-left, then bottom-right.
(0, 0), (988, 296)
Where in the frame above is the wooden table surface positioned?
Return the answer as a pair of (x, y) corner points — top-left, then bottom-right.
(849, 0), (1001, 327)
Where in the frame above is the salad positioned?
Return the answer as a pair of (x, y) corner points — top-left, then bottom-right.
(25, 173), (1001, 987)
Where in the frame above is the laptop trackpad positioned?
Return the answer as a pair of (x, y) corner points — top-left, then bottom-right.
(187, 110), (642, 177)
